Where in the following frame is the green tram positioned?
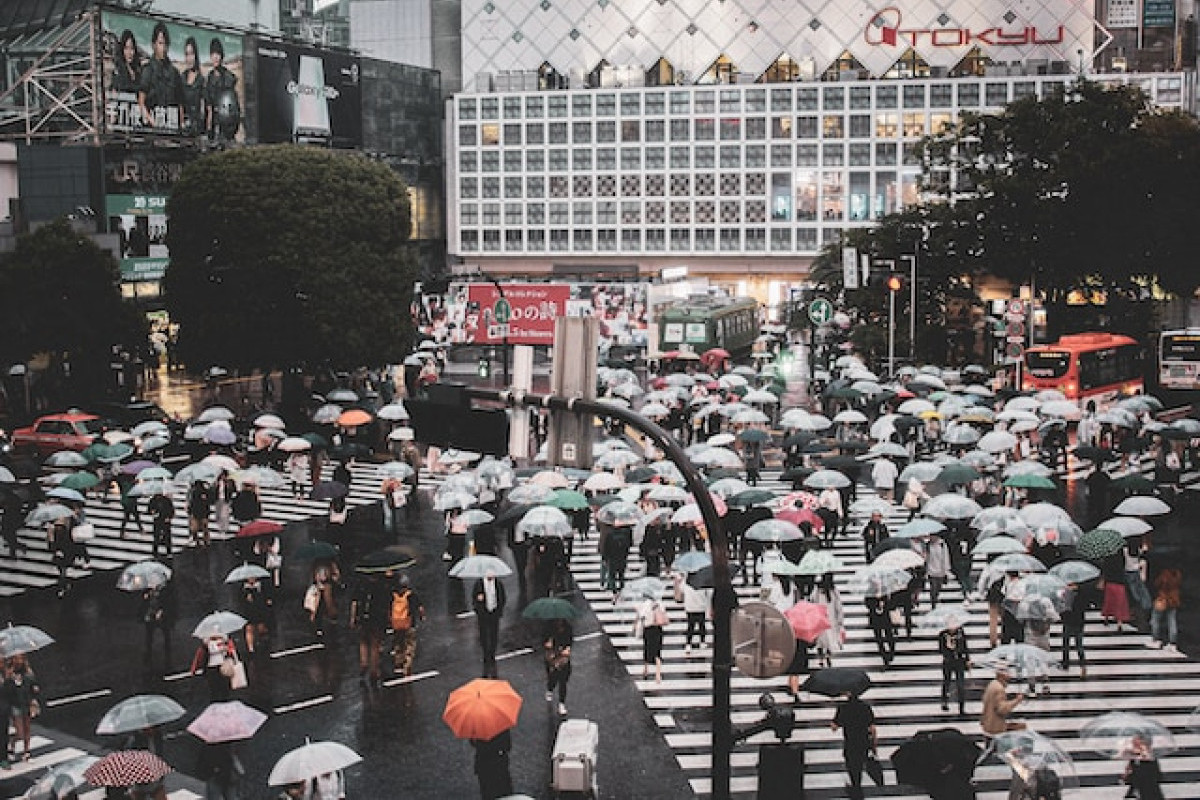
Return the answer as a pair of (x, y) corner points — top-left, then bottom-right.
(657, 296), (759, 358)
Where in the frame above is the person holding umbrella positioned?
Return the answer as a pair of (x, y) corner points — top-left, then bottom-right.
(925, 534), (951, 609)
(236, 572), (273, 656)
(389, 574), (425, 678)
(212, 469), (237, 538)
(938, 619), (970, 716)
(191, 633), (238, 702)
(3, 653), (40, 762)
(442, 679), (520, 800)
(187, 479), (213, 547)
(309, 552), (342, 637)
(810, 573), (844, 669)
(148, 489), (176, 561)
(542, 618), (573, 716)
(865, 593), (896, 668)
(1121, 733), (1165, 800)
(830, 689), (877, 800)
(634, 593), (668, 683)
(472, 571), (506, 678)
(861, 511), (889, 564)
(231, 481), (261, 526)
(140, 578), (176, 671)
(117, 473), (145, 538)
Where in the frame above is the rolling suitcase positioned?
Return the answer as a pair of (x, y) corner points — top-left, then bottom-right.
(551, 718), (599, 798)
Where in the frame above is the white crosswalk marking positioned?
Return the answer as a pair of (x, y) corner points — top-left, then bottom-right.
(0, 463), (388, 597)
(558, 470), (1198, 798)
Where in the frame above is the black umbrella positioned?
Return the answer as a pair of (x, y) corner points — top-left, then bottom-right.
(892, 728), (981, 789)
(821, 455), (862, 472)
(870, 538), (921, 561)
(705, 467), (744, 482)
(1073, 446), (1115, 463)
(625, 466), (656, 484)
(295, 540), (339, 560)
(492, 503), (534, 529)
(686, 563), (741, 589)
(328, 443), (370, 461)
(7, 459), (40, 480)
(589, 494), (621, 507)
(802, 668), (872, 698)
(802, 441), (833, 454)
(779, 467), (814, 483)
(783, 433), (816, 449)
(892, 416), (924, 431)
(832, 440), (870, 452)
(355, 545), (418, 574)
(310, 481), (349, 501)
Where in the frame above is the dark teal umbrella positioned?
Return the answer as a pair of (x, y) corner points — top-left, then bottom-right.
(521, 598), (579, 621)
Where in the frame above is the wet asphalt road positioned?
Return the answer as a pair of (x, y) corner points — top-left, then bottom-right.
(0, 500), (692, 799)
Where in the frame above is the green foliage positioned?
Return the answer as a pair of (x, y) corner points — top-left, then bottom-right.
(0, 218), (144, 367)
(164, 145), (417, 371)
(921, 79), (1200, 296)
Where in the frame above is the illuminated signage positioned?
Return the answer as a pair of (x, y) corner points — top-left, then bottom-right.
(864, 7), (1065, 48)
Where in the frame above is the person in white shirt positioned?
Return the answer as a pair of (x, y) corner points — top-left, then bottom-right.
(681, 582), (712, 655)
(871, 457), (899, 502)
(817, 486), (844, 548)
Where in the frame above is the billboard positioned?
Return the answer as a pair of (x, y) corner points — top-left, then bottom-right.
(256, 41), (363, 149)
(100, 11), (245, 141)
(104, 146), (194, 282)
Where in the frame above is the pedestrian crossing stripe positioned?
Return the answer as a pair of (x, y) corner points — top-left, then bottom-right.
(0, 462), (388, 597)
(559, 482), (1199, 799)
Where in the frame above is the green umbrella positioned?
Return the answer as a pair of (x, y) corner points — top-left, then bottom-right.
(82, 442), (134, 464)
(1076, 528), (1125, 561)
(727, 489), (776, 507)
(1108, 474), (1156, 494)
(1003, 473), (1057, 490)
(795, 550), (842, 575)
(937, 463), (980, 486)
(546, 489), (589, 511)
(301, 432), (329, 449)
(827, 386), (862, 400)
(295, 540), (339, 560)
(521, 597), (579, 621)
(60, 471), (100, 491)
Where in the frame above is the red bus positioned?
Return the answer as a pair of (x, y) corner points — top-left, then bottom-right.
(1023, 333), (1143, 405)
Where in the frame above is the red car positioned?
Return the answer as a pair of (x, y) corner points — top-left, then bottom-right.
(11, 412), (104, 458)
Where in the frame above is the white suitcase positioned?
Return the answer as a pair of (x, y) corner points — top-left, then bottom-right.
(551, 718), (599, 797)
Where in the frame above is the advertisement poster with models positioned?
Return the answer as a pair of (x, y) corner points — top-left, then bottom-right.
(255, 41), (363, 149)
(101, 11), (245, 142)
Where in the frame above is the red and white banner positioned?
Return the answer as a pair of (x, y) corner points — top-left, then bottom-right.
(463, 283), (570, 345)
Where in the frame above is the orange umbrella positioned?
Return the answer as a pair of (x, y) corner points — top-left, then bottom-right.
(442, 678), (522, 740)
(337, 409), (373, 427)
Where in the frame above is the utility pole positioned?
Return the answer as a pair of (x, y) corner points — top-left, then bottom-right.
(903, 253), (917, 361)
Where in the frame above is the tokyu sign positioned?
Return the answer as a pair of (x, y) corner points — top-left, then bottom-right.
(865, 7), (1065, 48)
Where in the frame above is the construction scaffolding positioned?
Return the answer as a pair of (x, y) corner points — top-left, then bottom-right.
(0, 12), (99, 144)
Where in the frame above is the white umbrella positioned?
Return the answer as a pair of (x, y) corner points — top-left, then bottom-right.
(803, 469), (851, 489)
(268, 740), (363, 786)
(707, 433), (736, 447)
(942, 426), (981, 446)
(192, 611), (248, 639)
(832, 409), (868, 424)
(639, 402), (670, 419)
(743, 389), (779, 405)
(583, 472), (624, 492)
(978, 430), (1018, 453)
(198, 406), (235, 423)
(1098, 516), (1153, 537)
(731, 409), (770, 425)
(997, 409), (1039, 424)
(921, 494), (982, 520)
(253, 414), (286, 429)
(201, 454), (240, 474)
(1004, 396), (1041, 412)
(1039, 401), (1081, 420)
(897, 399), (935, 415)
(278, 437), (313, 453)
(377, 403), (410, 421)
(448, 555), (513, 579)
(1113, 496), (1171, 516)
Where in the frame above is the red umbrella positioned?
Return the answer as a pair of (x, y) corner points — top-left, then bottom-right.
(84, 750), (172, 787)
(781, 491), (821, 510)
(784, 601), (831, 644)
(702, 348), (731, 365)
(776, 506), (824, 530)
(237, 520), (284, 539)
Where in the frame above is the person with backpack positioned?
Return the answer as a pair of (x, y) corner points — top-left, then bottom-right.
(351, 573), (393, 687)
(389, 574), (425, 678)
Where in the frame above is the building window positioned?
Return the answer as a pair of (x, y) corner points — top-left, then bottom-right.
(481, 203), (500, 224)
(770, 144), (792, 167)
(481, 124), (500, 146)
(597, 201), (616, 224)
(526, 123), (544, 144)
(850, 86), (872, 110)
(797, 116), (818, 139)
(596, 121), (616, 143)
(549, 95), (568, 117)
(797, 143), (818, 167)
(770, 228), (792, 251)
(795, 170), (817, 220)
(670, 201), (690, 224)
(957, 83), (980, 106)
(481, 151), (500, 172)
(503, 96), (521, 119)
(669, 174), (690, 196)
(645, 147), (664, 169)
(695, 118), (715, 140)
(695, 146), (715, 169)
(696, 173), (715, 195)
(526, 150), (544, 171)
(573, 201), (592, 224)
(482, 229), (499, 251)
(597, 175), (616, 196)
(481, 97), (498, 119)
(549, 122), (568, 144)
(573, 176), (592, 196)
(670, 229), (690, 251)
(875, 85), (897, 109)
(930, 84), (952, 107)
(695, 90), (715, 113)
(621, 201), (640, 223)
(573, 149), (592, 170)
(504, 177), (522, 197)
(646, 200), (665, 223)
(876, 113), (898, 138)
(822, 86), (845, 110)
(696, 201), (715, 225)
(822, 171), (844, 220)
(745, 145), (766, 168)
(822, 142), (844, 166)
(746, 228), (765, 251)
(459, 125), (477, 146)
(458, 98), (477, 120)
(670, 119), (690, 140)
(621, 148), (641, 170)
(875, 142), (897, 165)
(573, 229), (592, 251)
(621, 94), (640, 115)
(645, 120), (665, 142)
(622, 120), (640, 142)
(621, 175), (641, 196)
(695, 228), (715, 251)
(770, 173), (791, 220)
(670, 91), (690, 114)
(572, 95), (592, 116)
(503, 123), (522, 145)
(460, 204), (478, 225)
(548, 149), (567, 171)
(849, 114), (871, 138)
(573, 122), (592, 143)
(595, 148), (615, 171)
(822, 115), (844, 138)
(720, 118), (741, 140)
(720, 89), (741, 112)
(527, 176), (545, 197)
(849, 172), (870, 220)
(985, 83), (1009, 106)
(504, 151), (522, 172)
(797, 87), (818, 110)
(902, 113), (925, 137)
(746, 200), (766, 223)
(549, 175), (568, 197)
(719, 145), (740, 168)
(550, 229), (569, 251)
(646, 229), (665, 250)
(527, 229), (545, 250)
(720, 200), (740, 223)
(772, 116), (792, 138)
(459, 152), (477, 172)
(505, 230), (522, 251)
(461, 230), (478, 251)
(525, 96), (544, 117)
(597, 229), (616, 251)
(527, 202), (545, 223)
(646, 175), (665, 196)
(903, 84), (926, 108)
(550, 202), (569, 224)
(720, 228), (740, 251)
(646, 93), (665, 115)
(797, 228), (818, 251)
(621, 229), (641, 250)
(1013, 82), (1035, 100)
(720, 173), (741, 196)
(931, 112), (953, 134)
(746, 173), (766, 195)
(596, 94), (615, 116)
(460, 177), (478, 198)
(771, 87), (793, 111)
(746, 88), (766, 112)
(849, 142), (871, 166)
(670, 146), (690, 169)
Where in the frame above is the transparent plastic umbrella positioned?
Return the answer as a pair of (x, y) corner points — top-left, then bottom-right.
(21, 754), (99, 800)
(594, 501), (644, 528)
(803, 469), (851, 489)
(0, 624), (55, 658)
(507, 483), (554, 505)
(848, 565), (912, 597)
(619, 577), (668, 601)
(919, 605), (972, 630)
(921, 494), (982, 520)
(433, 491), (477, 511)
(973, 536), (1027, 556)
(448, 555), (513, 580)
(795, 550), (842, 575)
(744, 519), (804, 543)
(96, 695), (186, 735)
(872, 548), (925, 571)
(191, 611), (248, 639)
(1048, 560), (1102, 584)
(1112, 496), (1171, 517)
(895, 518), (946, 539)
(116, 561), (173, 592)
(268, 740), (362, 786)
(980, 643), (1055, 678)
(1081, 712), (1177, 758)
(516, 505), (573, 538)
(996, 731), (1078, 794)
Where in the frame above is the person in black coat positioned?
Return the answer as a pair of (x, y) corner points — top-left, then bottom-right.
(938, 623), (970, 715)
(472, 573), (506, 678)
(147, 492), (175, 559)
(140, 579), (177, 671)
(861, 512), (889, 563)
(472, 729), (513, 800)
(865, 595), (895, 667)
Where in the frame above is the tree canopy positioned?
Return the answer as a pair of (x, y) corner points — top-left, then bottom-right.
(0, 218), (144, 391)
(164, 145), (418, 372)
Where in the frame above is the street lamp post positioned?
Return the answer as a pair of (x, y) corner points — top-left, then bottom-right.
(901, 253), (917, 361)
(886, 274), (902, 377)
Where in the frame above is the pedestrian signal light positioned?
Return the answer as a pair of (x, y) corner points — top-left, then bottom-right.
(477, 357), (491, 378)
(886, 274), (903, 293)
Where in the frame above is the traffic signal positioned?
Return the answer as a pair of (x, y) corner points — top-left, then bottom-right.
(477, 356), (491, 378)
(886, 274), (903, 293)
